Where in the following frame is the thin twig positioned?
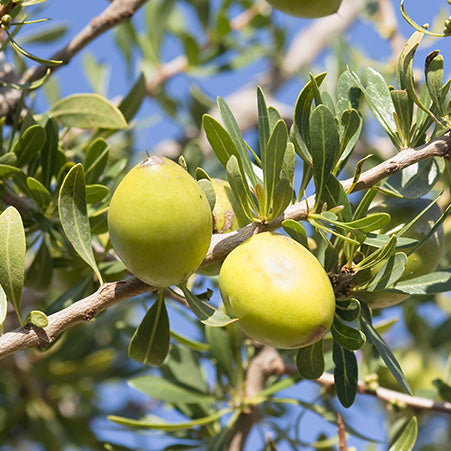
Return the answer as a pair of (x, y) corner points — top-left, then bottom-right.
(0, 130), (450, 359)
(337, 413), (348, 451)
(317, 372), (451, 415)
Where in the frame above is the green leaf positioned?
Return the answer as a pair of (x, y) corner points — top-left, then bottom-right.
(26, 177), (51, 210)
(391, 269), (451, 295)
(0, 164), (22, 178)
(24, 310), (48, 328)
(270, 177), (293, 220)
(217, 97), (257, 187)
(108, 407), (232, 431)
(335, 298), (360, 322)
(337, 108), (362, 170)
(49, 93), (127, 130)
(293, 72), (327, 162)
(129, 375), (214, 404)
(202, 114), (240, 170)
(382, 159), (444, 200)
(332, 342), (358, 408)
(296, 340), (325, 379)
(390, 90), (412, 143)
(19, 23), (67, 45)
(332, 318), (365, 351)
(425, 51), (445, 114)
(85, 138), (110, 184)
(41, 117), (59, 188)
(309, 104), (339, 208)
(365, 253), (407, 291)
(128, 291), (170, 367)
(85, 184), (109, 204)
(58, 164), (103, 284)
(0, 207), (26, 326)
(226, 156), (256, 222)
(350, 69), (399, 146)
(282, 219), (308, 249)
(118, 73), (146, 122)
(197, 178), (216, 211)
(12, 124), (46, 167)
(257, 86), (270, 162)
(263, 120), (288, 217)
(359, 304), (411, 394)
(180, 285), (237, 327)
(388, 417), (418, 451)
(322, 174), (352, 222)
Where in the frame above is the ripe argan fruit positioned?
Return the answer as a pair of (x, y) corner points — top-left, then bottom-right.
(355, 198), (444, 308)
(108, 156), (212, 287)
(219, 232), (335, 349)
(266, 0), (342, 18)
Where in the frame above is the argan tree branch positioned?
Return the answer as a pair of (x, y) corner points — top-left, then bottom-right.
(317, 372), (451, 415)
(0, 130), (450, 360)
(24, 0), (149, 83)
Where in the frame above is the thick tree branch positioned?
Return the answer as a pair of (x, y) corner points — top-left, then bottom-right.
(0, 130), (450, 359)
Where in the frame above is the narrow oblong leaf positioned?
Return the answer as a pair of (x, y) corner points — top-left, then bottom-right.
(85, 138), (110, 184)
(12, 124), (46, 167)
(388, 416), (418, 451)
(226, 155), (256, 222)
(332, 317), (366, 351)
(41, 117), (59, 188)
(296, 340), (325, 380)
(333, 342), (358, 408)
(335, 298), (360, 322)
(50, 93), (127, 130)
(309, 104), (340, 208)
(108, 407), (232, 431)
(25, 238), (52, 291)
(180, 285), (237, 327)
(217, 97), (257, 186)
(26, 177), (51, 210)
(282, 219), (308, 249)
(129, 375), (214, 404)
(0, 207), (26, 325)
(392, 269), (451, 295)
(263, 120), (288, 217)
(58, 164), (103, 284)
(359, 304), (411, 394)
(128, 291), (170, 366)
(257, 86), (270, 160)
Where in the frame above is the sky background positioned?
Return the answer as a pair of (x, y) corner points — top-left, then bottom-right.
(9, 1), (451, 449)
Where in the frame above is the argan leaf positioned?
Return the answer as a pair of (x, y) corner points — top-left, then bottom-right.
(85, 138), (109, 184)
(128, 291), (170, 367)
(296, 340), (325, 379)
(180, 285), (237, 327)
(392, 269), (451, 295)
(25, 238), (52, 291)
(309, 104), (339, 208)
(24, 310), (49, 328)
(282, 219), (308, 249)
(108, 407), (232, 431)
(359, 304), (411, 394)
(50, 93), (127, 130)
(85, 184), (109, 204)
(333, 342), (358, 408)
(257, 86), (270, 161)
(263, 120), (288, 217)
(197, 178), (216, 211)
(335, 298), (361, 322)
(41, 117), (59, 188)
(0, 207), (26, 325)
(332, 318), (366, 351)
(217, 97), (257, 187)
(26, 177), (51, 210)
(58, 164), (103, 284)
(129, 375), (214, 404)
(12, 124), (46, 167)
(388, 416), (418, 451)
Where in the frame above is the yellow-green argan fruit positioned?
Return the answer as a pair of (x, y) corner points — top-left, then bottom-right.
(108, 156), (212, 287)
(266, 0), (342, 18)
(197, 178), (250, 276)
(355, 198), (444, 309)
(219, 232), (335, 349)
